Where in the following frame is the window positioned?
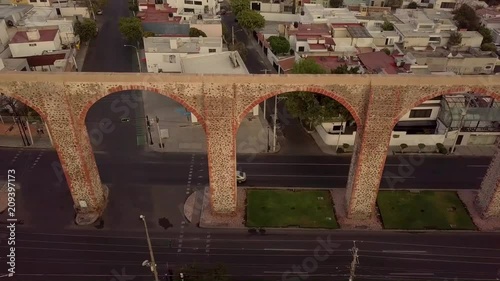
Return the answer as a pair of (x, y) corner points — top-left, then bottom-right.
(40, 0), (47, 2)
(184, 0), (194, 4)
(409, 109), (432, 118)
(209, 48), (216, 53)
(29, 0), (36, 2)
(29, 43), (37, 47)
(298, 46), (305, 52)
(194, 1), (202, 4)
(184, 8), (195, 12)
(169, 55), (176, 63)
(374, 22), (382, 27)
(440, 2), (455, 8)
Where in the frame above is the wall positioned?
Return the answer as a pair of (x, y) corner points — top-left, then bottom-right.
(316, 124), (447, 146)
(59, 7), (90, 18)
(0, 20), (9, 47)
(252, 2), (281, 13)
(145, 52), (186, 73)
(403, 36), (430, 48)
(352, 37), (374, 47)
(199, 46), (223, 53)
(447, 57), (497, 75)
(260, 12), (299, 22)
(399, 105), (440, 121)
(10, 39), (61, 58)
(191, 23), (222, 37)
(461, 35), (483, 48)
(492, 28), (500, 45)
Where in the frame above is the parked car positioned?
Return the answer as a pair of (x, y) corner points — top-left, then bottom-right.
(236, 170), (246, 184)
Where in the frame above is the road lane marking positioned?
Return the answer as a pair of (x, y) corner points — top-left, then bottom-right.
(383, 250), (427, 253)
(251, 175), (415, 179)
(389, 273), (434, 276)
(264, 248), (308, 251)
(467, 165), (489, 168)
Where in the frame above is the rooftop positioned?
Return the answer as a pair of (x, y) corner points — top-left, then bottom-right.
(358, 51), (398, 74)
(476, 7), (500, 18)
(346, 25), (372, 38)
(181, 51), (248, 74)
(297, 23), (331, 35)
(405, 47), (498, 58)
(0, 5), (33, 20)
(188, 14), (221, 24)
(259, 21), (282, 35)
(0, 58), (28, 71)
(10, 29), (58, 44)
(144, 36), (222, 53)
(137, 4), (182, 23)
(301, 4), (358, 24)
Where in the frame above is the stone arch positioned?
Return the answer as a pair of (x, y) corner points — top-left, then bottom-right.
(237, 86), (363, 130)
(78, 85), (207, 131)
(393, 87), (500, 128)
(0, 92), (49, 123)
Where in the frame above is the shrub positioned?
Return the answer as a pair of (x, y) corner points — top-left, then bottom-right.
(342, 143), (350, 150)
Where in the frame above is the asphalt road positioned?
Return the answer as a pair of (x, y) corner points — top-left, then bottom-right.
(1, 229), (499, 281)
(81, 0), (146, 157)
(0, 148), (492, 189)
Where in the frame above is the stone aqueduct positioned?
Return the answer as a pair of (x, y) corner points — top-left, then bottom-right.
(1, 72), (500, 224)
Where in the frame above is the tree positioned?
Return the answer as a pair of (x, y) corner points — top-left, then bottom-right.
(453, 4), (480, 31)
(237, 10), (265, 30)
(128, 0), (139, 13)
(407, 1), (418, 8)
(73, 18), (97, 43)
(143, 31), (155, 37)
(179, 263), (229, 281)
(418, 143), (425, 153)
(230, 0), (250, 16)
(400, 143), (408, 153)
(189, 27), (207, 37)
(284, 59), (354, 130)
(381, 48), (391, 55)
(384, 0), (403, 8)
(119, 17), (143, 43)
(448, 31), (462, 46)
(331, 64), (360, 74)
(268, 36), (290, 55)
(478, 26), (493, 44)
(85, 0), (108, 14)
(229, 41), (247, 59)
(329, 0), (343, 8)
(481, 42), (497, 52)
(381, 21), (394, 31)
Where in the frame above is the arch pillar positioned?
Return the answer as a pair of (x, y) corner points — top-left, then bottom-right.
(476, 142), (500, 218)
(45, 98), (108, 225)
(204, 86), (237, 214)
(345, 86), (399, 220)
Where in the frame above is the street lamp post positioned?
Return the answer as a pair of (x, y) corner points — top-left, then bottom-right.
(450, 93), (474, 154)
(124, 44), (142, 73)
(139, 215), (160, 281)
(272, 67), (281, 152)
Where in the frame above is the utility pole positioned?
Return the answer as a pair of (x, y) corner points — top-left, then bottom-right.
(349, 241), (359, 281)
(25, 119), (33, 146)
(272, 67), (281, 152)
(139, 215), (160, 281)
(450, 93), (473, 154)
(261, 69), (269, 119)
(155, 116), (163, 148)
(232, 26), (235, 46)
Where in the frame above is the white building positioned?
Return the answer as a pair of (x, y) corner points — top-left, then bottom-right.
(144, 36), (223, 73)
(138, 0), (219, 15)
(9, 7), (79, 45)
(181, 51), (259, 121)
(9, 28), (61, 57)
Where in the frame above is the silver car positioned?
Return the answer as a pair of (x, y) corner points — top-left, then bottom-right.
(236, 170), (246, 184)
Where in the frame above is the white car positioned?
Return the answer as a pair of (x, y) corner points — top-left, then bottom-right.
(96, 9), (103, 15)
(236, 170), (246, 184)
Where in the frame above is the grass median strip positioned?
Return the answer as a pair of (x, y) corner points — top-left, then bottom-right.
(246, 189), (338, 229)
(377, 190), (476, 230)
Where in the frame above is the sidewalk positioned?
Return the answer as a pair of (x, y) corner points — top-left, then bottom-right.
(310, 130), (497, 157)
(0, 135), (52, 149)
(74, 18), (105, 71)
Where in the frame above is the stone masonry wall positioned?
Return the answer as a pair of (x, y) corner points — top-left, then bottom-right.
(0, 73), (499, 220)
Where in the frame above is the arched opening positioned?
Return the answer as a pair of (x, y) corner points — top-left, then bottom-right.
(82, 88), (209, 230)
(0, 93), (67, 231)
(376, 89), (500, 230)
(235, 88), (360, 228)
(0, 94), (53, 149)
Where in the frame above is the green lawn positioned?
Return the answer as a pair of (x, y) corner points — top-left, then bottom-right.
(377, 191), (476, 230)
(246, 189), (338, 229)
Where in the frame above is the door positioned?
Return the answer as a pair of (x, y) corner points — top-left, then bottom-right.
(455, 135), (464, 145)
